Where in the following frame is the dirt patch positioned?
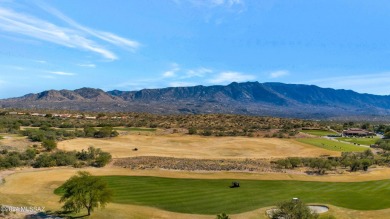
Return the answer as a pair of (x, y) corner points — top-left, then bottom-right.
(0, 170), (15, 185)
(58, 135), (340, 159)
(0, 134), (32, 152)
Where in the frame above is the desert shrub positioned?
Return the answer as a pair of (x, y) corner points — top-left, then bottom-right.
(42, 139), (57, 151)
(51, 151), (77, 166)
(93, 151), (112, 167)
(216, 212), (230, 219)
(94, 126), (118, 138)
(271, 199), (318, 219)
(0, 154), (22, 168)
(84, 126), (97, 137)
(76, 147), (112, 167)
(202, 129), (212, 136)
(21, 148), (37, 160)
(33, 153), (56, 168)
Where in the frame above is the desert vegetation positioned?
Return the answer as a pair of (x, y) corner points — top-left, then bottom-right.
(2, 110), (390, 219)
(0, 110), (320, 137)
(274, 149), (376, 174)
(21, 126), (119, 143)
(114, 156), (276, 172)
(0, 146), (111, 169)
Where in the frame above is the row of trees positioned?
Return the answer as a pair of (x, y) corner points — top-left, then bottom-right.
(376, 139), (390, 151)
(274, 150), (375, 174)
(0, 147), (111, 169)
(21, 126), (119, 143)
(1, 111), (318, 137)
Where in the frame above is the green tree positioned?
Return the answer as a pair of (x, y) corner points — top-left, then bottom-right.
(60, 171), (112, 216)
(51, 151), (77, 166)
(202, 129), (212, 136)
(271, 199), (318, 219)
(188, 127), (197, 135)
(33, 153), (56, 168)
(288, 157), (302, 168)
(361, 122), (370, 130)
(42, 139), (57, 151)
(308, 158), (332, 175)
(84, 126), (97, 138)
(93, 151), (112, 167)
(216, 212), (230, 219)
(94, 126), (117, 138)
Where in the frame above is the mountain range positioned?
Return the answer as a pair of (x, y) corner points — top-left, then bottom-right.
(1, 82), (390, 119)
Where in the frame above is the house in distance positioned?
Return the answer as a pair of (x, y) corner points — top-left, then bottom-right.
(342, 128), (376, 137)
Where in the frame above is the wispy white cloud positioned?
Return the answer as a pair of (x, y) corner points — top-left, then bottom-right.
(163, 71), (176, 78)
(5, 65), (25, 71)
(37, 2), (140, 51)
(269, 70), (289, 78)
(0, 3), (140, 60)
(0, 7), (116, 60)
(304, 72), (390, 95)
(211, 0), (243, 7)
(39, 75), (55, 79)
(35, 60), (47, 64)
(49, 71), (75, 76)
(185, 67), (213, 78)
(113, 78), (162, 91)
(162, 63), (180, 78)
(169, 81), (196, 87)
(177, 0), (244, 8)
(208, 71), (255, 84)
(78, 63), (96, 68)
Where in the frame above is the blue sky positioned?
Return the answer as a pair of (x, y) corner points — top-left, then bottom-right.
(1, 0), (390, 98)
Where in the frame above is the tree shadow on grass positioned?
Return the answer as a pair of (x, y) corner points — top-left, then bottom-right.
(25, 210), (89, 219)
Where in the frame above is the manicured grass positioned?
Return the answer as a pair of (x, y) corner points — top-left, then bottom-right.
(336, 137), (379, 146)
(296, 138), (367, 152)
(55, 176), (390, 214)
(114, 127), (157, 132)
(300, 130), (339, 136)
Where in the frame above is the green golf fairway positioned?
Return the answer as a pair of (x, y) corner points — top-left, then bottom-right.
(300, 130), (338, 136)
(55, 176), (390, 214)
(296, 138), (367, 152)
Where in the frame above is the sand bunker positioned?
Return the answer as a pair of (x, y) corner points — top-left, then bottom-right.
(308, 205), (329, 213)
(266, 205), (329, 218)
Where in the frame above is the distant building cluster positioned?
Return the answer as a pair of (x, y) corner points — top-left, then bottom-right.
(4, 111), (128, 120)
(342, 128), (375, 137)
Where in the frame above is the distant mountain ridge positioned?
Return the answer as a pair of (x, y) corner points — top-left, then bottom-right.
(1, 82), (390, 119)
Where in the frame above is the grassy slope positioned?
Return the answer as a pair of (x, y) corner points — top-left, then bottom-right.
(300, 130), (338, 136)
(336, 137), (379, 146)
(56, 176), (390, 215)
(296, 138), (367, 152)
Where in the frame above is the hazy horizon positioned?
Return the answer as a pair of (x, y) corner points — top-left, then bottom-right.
(2, 81), (389, 100)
